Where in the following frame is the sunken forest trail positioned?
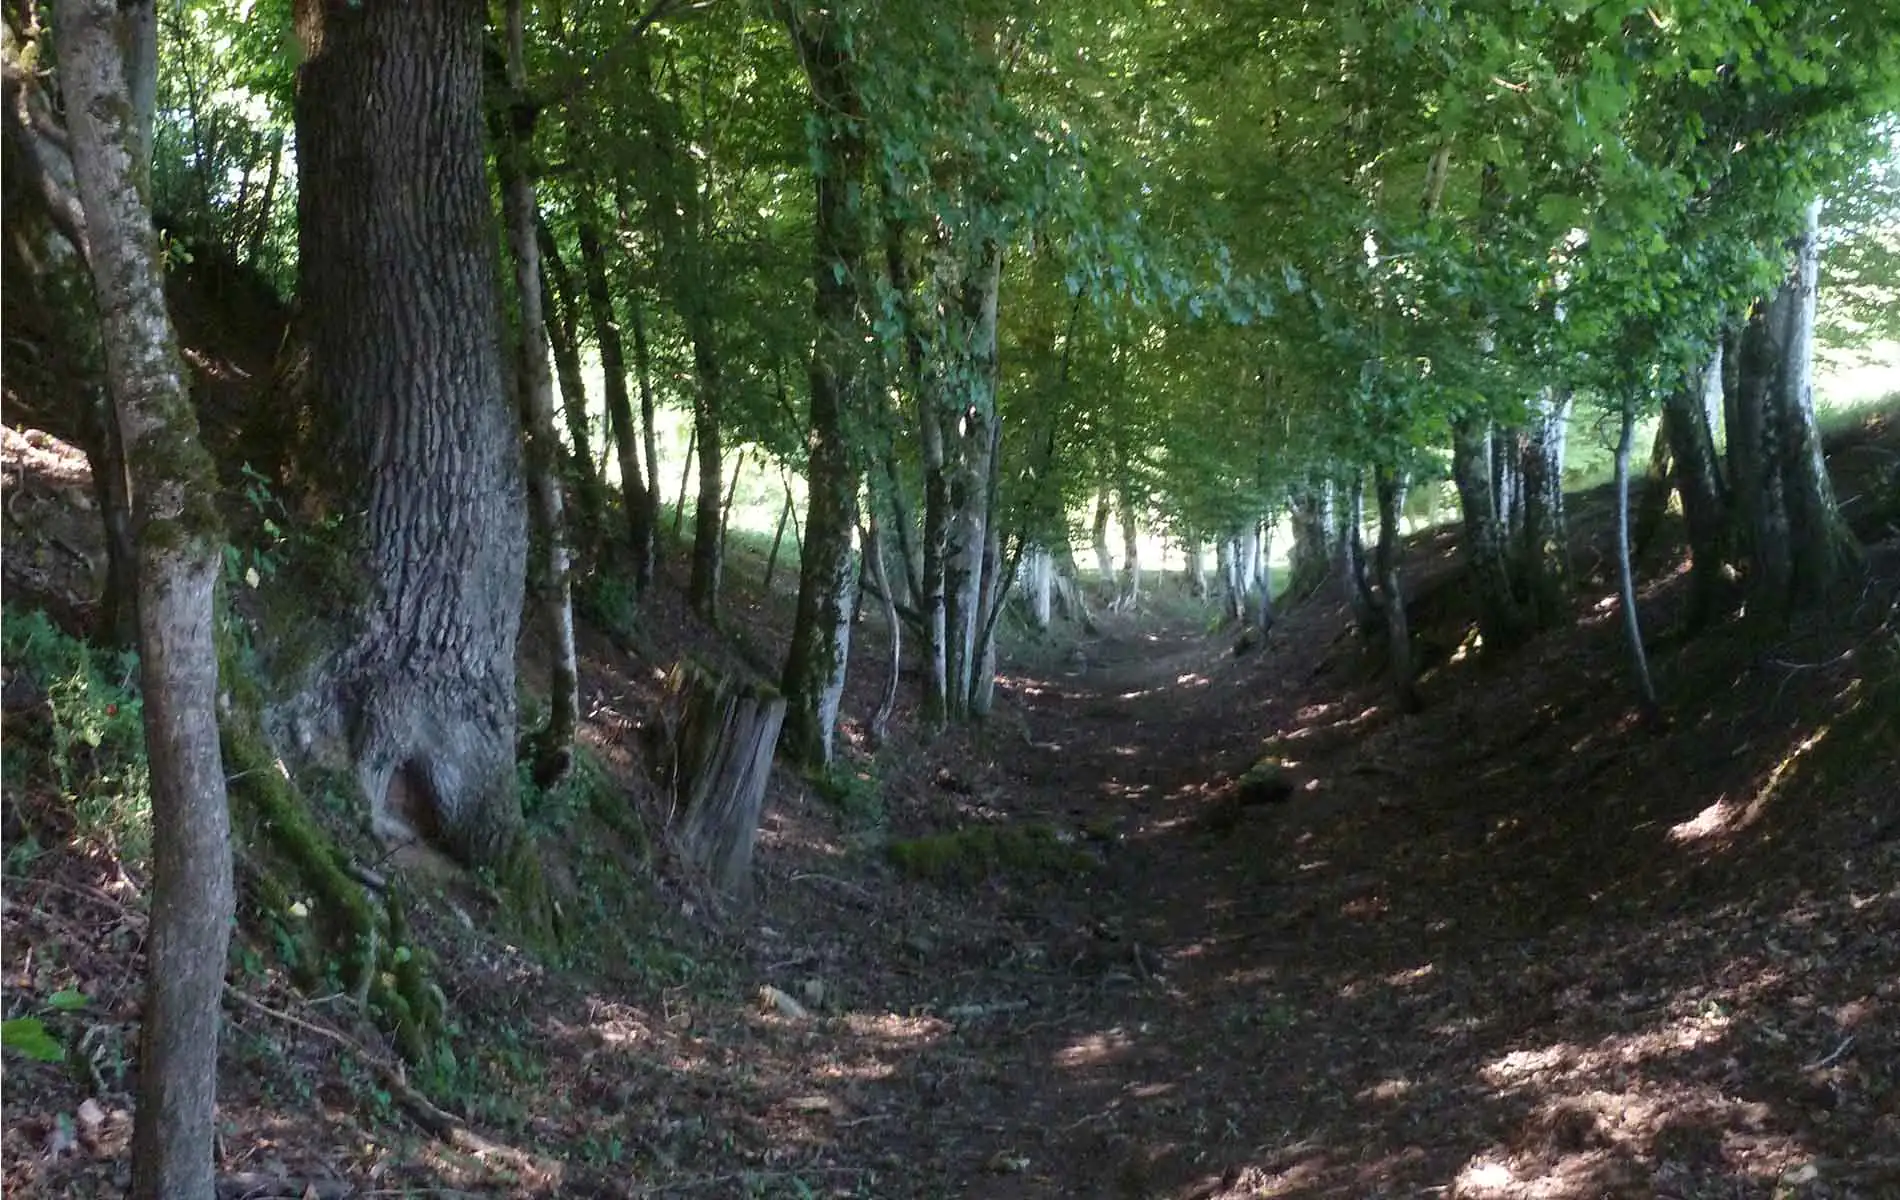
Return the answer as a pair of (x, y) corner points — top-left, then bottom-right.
(749, 524), (1900, 1199)
(4, 415), (1898, 1200)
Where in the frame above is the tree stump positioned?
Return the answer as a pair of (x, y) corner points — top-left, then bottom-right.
(658, 663), (786, 902)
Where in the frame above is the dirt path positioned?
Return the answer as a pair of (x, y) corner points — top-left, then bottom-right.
(769, 584), (1898, 1200)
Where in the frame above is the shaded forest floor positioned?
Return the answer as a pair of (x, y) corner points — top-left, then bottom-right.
(5, 296), (1900, 1195)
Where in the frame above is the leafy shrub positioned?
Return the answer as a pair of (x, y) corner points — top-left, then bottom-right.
(1, 607), (151, 860)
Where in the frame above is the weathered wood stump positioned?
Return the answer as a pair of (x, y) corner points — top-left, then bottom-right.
(657, 662), (787, 902)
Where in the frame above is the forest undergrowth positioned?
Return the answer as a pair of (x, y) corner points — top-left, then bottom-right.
(3, 403), (1898, 1198)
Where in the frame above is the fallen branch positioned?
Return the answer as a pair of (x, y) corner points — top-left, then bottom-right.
(1802, 1034), (1855, 1072)
(222, 986), (540, 1174)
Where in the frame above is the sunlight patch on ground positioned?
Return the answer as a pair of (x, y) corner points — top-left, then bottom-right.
(1668, 722), (1833, 844)
(1452, 1151), (1621, 1198)
(1055, 1026), (1137, 1069)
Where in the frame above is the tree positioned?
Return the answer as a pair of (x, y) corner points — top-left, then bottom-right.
(53, 0), (233, 1193)
(775, 0), (871, 767)
(296, 0), (529, 865)
(495, 0), (578, 787)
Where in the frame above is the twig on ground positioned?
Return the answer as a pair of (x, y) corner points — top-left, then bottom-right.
(1803, 1034), (1855, 1071)
(223, 985), (542, 1175)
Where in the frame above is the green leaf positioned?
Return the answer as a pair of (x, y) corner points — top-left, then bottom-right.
(46, 989), (87, 1012)
(2, 1018), (64, 1063)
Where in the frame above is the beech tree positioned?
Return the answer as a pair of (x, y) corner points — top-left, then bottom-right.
(52, 0), (233, 1192)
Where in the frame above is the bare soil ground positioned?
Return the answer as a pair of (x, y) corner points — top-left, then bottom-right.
(4, 387), (1898, 1198)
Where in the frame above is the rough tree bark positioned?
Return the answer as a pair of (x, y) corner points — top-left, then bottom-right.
(55, 1), (232, 1193)
(497, 0), (576, 786)
(777, 0), (868, 767)
(1022, 544), (1054, 630)
(297, 0), (528, 864)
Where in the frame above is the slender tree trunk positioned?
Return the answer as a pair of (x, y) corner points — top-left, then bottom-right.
(942, 242), (1002, 718)
(1517, 387), (1571, 624)
(576, 208), (654, 586)
(688, 319), (724, 618)
(1092, 488), (1114, 583)
(627, 287), (664, 564)
(496, 0), (576, 787)
(1339, 469), (1379, 636)
(970, 416), (1006, 717)
(718, 448), (747, 562)
(86, 386), (141, 648)
(1256, 518), (1275, 634)
(1117, 489), (1141, 612)
(243, 131), (283, 264)
(861, 506), (901, 746)
(763, 493), (794, 593)
(1023, 544), (1054, 630)
(298, 0), (527, 864)
(1185, 531), (1208, 598)
(1662, 345), (1732, 631)
(535, 219), (602, 509)
(1372, 468), (1419, 712)
(1612, 398), (1659, 717)
(57, 2), (232, 1194)
(1450, 414), (1526, 652)
(778, 1), (867, 767)
(1287, 481), (1335, 599)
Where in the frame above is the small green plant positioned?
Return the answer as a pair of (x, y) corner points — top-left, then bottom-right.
(2, 988), (89, 1064)
(1, 607), (151, 860)
(574, 567), (640, 645)
(807, 761), (884, 827)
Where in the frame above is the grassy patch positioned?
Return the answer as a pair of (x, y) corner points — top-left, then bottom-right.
(886, 822), (1096, 886)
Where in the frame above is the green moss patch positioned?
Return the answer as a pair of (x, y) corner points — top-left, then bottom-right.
(886, 822), (1096, 886)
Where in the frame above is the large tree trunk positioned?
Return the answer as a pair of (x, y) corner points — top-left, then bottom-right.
(1517, 387), (1571, 624)
(1731, 199), (1857, 611)
(778, 1), (867, 767)
(660, 664), (786, 903)
(298, 0), (527, 864)
(1450, 414), (1526, 652)
(497, 0), (575, 787)
(56, 2), (233, 1194)
(576, 204), (655, 588)
(1662, 345), (1732, 631)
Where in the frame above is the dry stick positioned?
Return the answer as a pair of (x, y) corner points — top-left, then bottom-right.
(718, 447), (748, 561)
(223, 986), (536, 1172)
(672, 426), (696, 540)
(763, 494), (793, 592)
